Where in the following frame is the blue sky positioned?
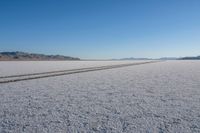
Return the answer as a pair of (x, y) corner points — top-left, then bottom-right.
(0, 0), (200, 59)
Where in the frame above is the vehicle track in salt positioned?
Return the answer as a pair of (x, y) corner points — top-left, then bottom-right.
(0, 61), (162, 84)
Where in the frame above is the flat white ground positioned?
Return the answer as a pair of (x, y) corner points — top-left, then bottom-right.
(0, 61), (146, 77)
(0, 61), (200, 132)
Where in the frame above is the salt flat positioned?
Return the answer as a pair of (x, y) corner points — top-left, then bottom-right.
(0, 61), (146, 77)
(0, 61), (200, 133)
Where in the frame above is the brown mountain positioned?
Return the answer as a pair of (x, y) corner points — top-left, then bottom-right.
(0, 52), (80, 61)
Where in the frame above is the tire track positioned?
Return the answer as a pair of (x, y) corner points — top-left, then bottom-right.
(0, 61), (157, 79)
(0, 61), (162, 84)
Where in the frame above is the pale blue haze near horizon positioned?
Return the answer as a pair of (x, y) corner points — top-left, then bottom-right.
(0, 0), (200, 59)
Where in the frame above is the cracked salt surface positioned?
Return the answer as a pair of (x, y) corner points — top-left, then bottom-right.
(0, 61), (200, 132)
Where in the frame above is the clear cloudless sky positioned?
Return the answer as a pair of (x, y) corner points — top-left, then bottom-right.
(0, 0), (200, 59)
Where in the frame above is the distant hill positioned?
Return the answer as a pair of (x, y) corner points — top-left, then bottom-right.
(116, 57), (151, 60)
(116, 57), (178, 60)
(0, 52), (80, 61)
(159, 57), (178, 60)
(180, 56), (200, 60)
(117, 56), (200, 60)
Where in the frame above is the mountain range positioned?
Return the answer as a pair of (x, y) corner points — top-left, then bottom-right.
(180, 56), (200, 60)
(0, 52), (80, 61)
(116, 56), (200, 60)
(1, 51), (200, 61)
